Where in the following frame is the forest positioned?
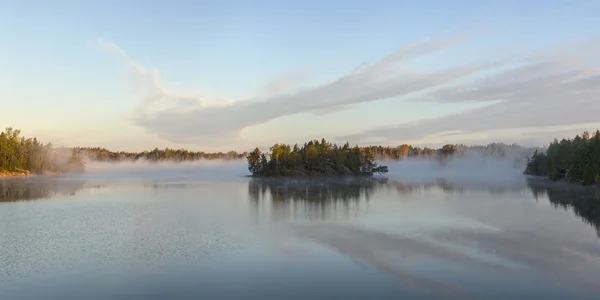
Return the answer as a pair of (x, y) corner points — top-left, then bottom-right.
(524, 130), (600, 185)
(246, 139), (389, 177)
(0, 128), (84, 176)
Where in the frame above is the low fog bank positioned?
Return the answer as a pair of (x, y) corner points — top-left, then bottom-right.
(73, 159), (249, 180)
(82, 158), (246, 171)
(68, 145), (535, 185)
(381, 150), (530, 186)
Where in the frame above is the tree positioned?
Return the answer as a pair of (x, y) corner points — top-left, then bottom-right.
(247, 148), (262, 175)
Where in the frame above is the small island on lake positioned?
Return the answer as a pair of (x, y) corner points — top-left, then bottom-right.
(246, 138), (389, 177)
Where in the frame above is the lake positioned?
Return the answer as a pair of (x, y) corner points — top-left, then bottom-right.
(1, 161), (600, 299)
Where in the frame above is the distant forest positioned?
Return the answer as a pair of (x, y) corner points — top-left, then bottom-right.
(77, 142), (532, 164)
(524, 130), (600, 185)
(78, 142), (528, 163)
(72, 147), (248, 162)
(1, 126), (537, 177)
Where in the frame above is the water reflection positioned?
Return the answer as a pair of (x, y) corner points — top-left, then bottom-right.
(1, 175), (599, 299)
(526, 177), (600, 237)
(250, 178), (600, 297)
(0, 179), (85, 203)
(287, 220), (600, 298)
(388, 179), (528, 195)
(248, 177), (388, 221)
(248, 177), (600, 239)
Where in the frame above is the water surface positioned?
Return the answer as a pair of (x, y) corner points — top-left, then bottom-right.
(1, 164), (600, 299)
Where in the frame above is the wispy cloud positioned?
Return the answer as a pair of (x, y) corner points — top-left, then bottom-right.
(100, 26), (599, 148)
(341, 38), (600, 145)
(100, 34), (515, 146)
(97, 39), (231, 115)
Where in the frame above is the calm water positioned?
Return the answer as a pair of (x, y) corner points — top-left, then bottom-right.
(1, 162), (600, 299)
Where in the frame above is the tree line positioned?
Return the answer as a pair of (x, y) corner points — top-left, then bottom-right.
(73, 147), (248, 162)
(524, 130), (600, 185)
(364, 143), (532, 162)
(0, 127), (249, 176)
(0, 128), (84, 175)
(2, 125), (538, 177)
(80, 142), (532, 166)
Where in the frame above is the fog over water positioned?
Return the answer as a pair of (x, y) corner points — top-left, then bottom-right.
(1, 157), (599, 299)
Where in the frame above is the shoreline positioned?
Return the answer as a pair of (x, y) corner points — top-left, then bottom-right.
(525, 174), (600, 188)
(0, 170), (32, 178)
(0, 170), (66, 179)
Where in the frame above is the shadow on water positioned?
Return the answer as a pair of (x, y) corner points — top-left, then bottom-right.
(0, 178), (86, 203)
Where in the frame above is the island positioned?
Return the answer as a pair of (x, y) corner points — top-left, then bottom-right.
(524, 130), (600, 185)
(246, 138), (389, 177)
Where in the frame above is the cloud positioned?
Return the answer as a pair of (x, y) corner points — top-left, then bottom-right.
(100, 34), (515, 146)
(341, 38), (600, 144)
(97, 39), (231, 116)
(259, 69), (313, 97)
(100, 29), (599, 148)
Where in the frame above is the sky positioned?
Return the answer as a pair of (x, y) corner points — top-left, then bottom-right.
(1, 0), (599, 152)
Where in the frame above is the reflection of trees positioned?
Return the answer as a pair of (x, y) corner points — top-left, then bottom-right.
(248, 177), (387, 221)
(385, 179), (527, 196)
(389, 180), (466, 195)
(526, 178), (600, 233)
(0, 179), (85, 203)
(392, 177), (600, 236)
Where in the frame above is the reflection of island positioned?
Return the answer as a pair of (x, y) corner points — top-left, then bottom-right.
(248, 177), (387, 221)
(0, 179), (85, 203)
(526, 177), (600, 234)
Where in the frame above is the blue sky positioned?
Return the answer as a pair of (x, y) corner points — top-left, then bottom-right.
(1, 0), (599, 151)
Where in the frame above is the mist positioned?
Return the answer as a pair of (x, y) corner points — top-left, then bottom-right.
(73, 159), (249, 181)
(380, 146), (535, 186)
(60, 148), (536, 190)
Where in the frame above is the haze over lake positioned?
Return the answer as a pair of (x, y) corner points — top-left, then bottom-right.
(1, 160), (600, 300)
